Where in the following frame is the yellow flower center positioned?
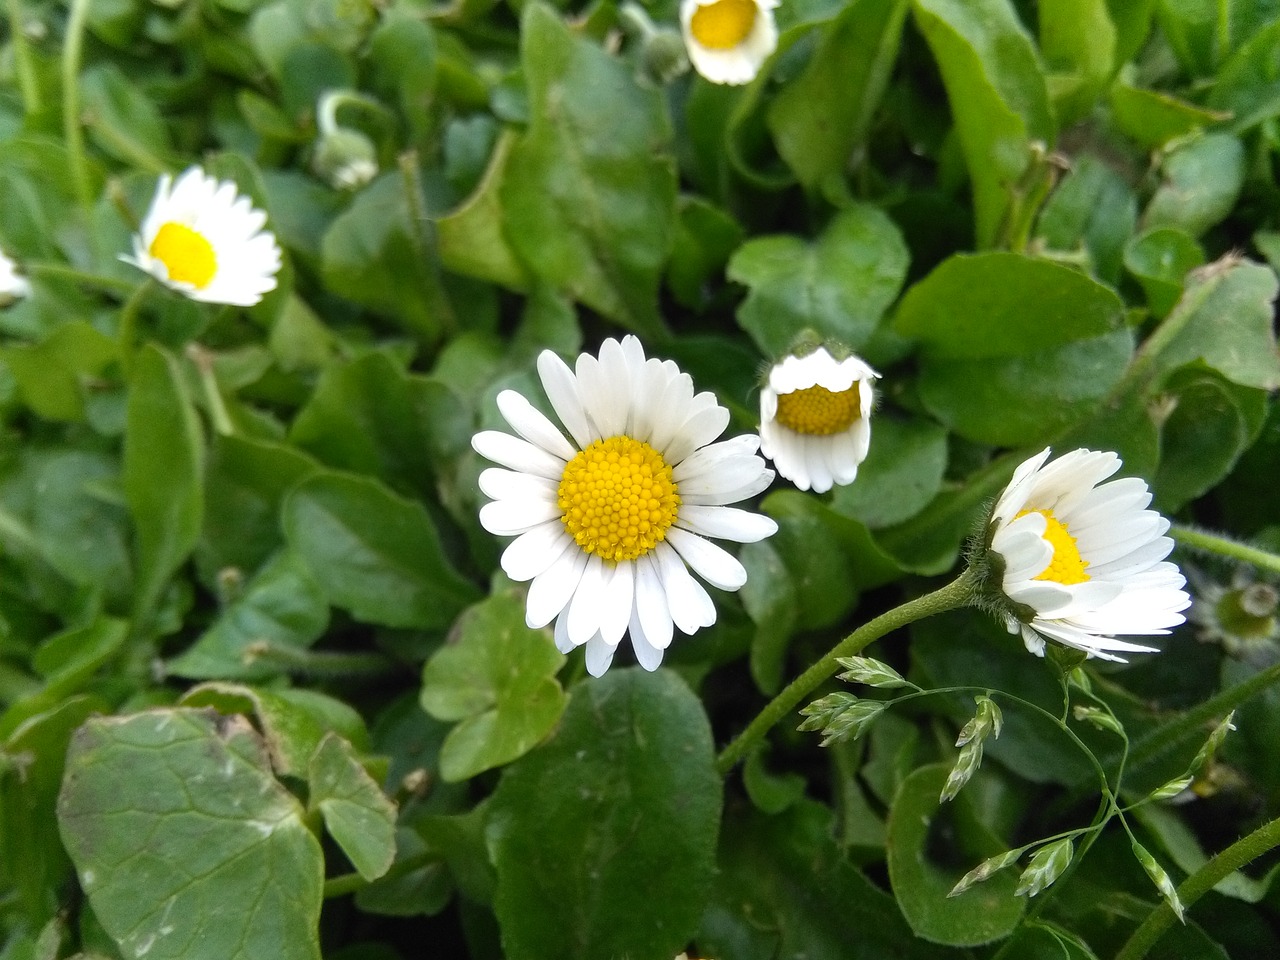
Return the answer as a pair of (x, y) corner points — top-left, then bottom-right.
(558, 436), (680, 563)
(1018, 509), (1090, 585)
(689, 0), (758, 50)
(774, 383), (861, 436)
(149, 222), (217, 289)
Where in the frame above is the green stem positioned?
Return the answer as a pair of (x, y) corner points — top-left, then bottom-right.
(1169, 524), (1280, 577)
(397, 151), (458, 341)
(187, 344), (236, 437)
(6, 0), (41, 115)
(323, 850), (440, 899)
(116, 280), (154, 376)
(26, 261), (136, 296)
(233, 642), (397, 679)
(715, 568), (979, 775)
(1114, 815), (1280, 960)
(61, 0), (96, 234)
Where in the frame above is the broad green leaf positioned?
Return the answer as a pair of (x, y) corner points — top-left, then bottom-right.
(830, 417), (948, 529)
(1208, 19), (1280, 132)
(289, 351), (468, 498)
(1034, 154), (1137, 286)
(31, 618), (127, 700)
(1123, 228), (1206, 318)
(487, 669), (720, 960)
(80, 64), (175, 173)
(123, 345), (204, 634)
(166, 551), (329, 681)
(181, 683), (370, 778)
(731, 204), (909, 358)
(767, 0), (909, 191)
(742, 747), (806, 814)
(700, 800), (946, 960)
(320, 173), (453, 346)
(57, 709), (323, 960)
(498, 3), (676, 335)
(887, 763), (1025, 944)
(283, 470), (480, 629)
(666, 196), (744, 310)
(0, 322), (119, 422)
(1154, 0), (1219, 76)
(917, 328), (1134, 446)
(738, 538), (799, 695)
(1141, 133), (1244, 238)
(1039, 0), (1115, 124)
(894, 252), (1125, 359)
(1109, 79), (1230, 149)
(366, 15), (438, 148)
(354, 826), (453, 918)
(419, 593), (566, 782)
(308, 733), (397, 882)
(911, 0), (1054, 247)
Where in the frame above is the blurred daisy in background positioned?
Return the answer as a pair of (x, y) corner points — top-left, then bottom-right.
(122, 166), (281, 306)
(473, 336), (778, 676)
(985, 447), (1190, 662)
(1188, 566), (1279, 659)
(680, 0), (777, 85)
(759, 346), (878, 494)
(0, 249), (31, 306)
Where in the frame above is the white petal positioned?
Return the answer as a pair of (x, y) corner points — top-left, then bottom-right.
(527, 547), (589, 628)
(654, 542), (716, 633)
(537, 350), (595, 448)
(628, 604), (666, 671)
(553, 611), (576, 653)
(472, 431), (566, 480)
(672, 434), (761, 482)
(663, 395), (730, 464)
(991, 448), (1053, 525)
(667, 527), (747, 591)
(596, 561), (636, 648)
(568, 554), (608, 645)
(676, 504), (777, 543)
(478, 467), (559, 504)
(576, 349), (629, 440)
(479, 497), (563, 536)
(496, 390), (578, 461)
(635, 553), (674, 651)
(501, 522), (571, 582)
(584, 632), (617, 676)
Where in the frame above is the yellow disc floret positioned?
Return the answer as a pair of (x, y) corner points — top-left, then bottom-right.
(1019, 509), (1090, 585)
(689, 0), (758, 50)
(149, 222), (217, 289)
(558, 436), (680, 562)
(774, 383), (861, 436)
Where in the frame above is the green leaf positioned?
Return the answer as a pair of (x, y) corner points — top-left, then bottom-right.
(80, 64), (175, 172)
(911, 0), (1054, 247)
(57, 709), (323, 960)
(894, 252), (1125, 359)
(666, 196), (744, 310)
(1034, 154), (1137, 286)
(738, 539), (799, 695)
(0, 322), (119, 422)
(1123, 227), (1206, 319)
(767, 0), (909, 191)
(1109, 79), (1231, 149)
(308, 733), (397, 882)
(487, 669), (720, 960)
(1208, 19), (1280, 131)
(283, 470), (480, 629)
(887, 763), (1025, 944)
(123, 345), (204, 634)
(166, 551), (329, 681)
(830, 416), (948, 528)
(1141, 133), (1245, 238)
(289, 351), (468, 498)
(730, 203), (909, 357)
(498, 4), (676, 335)
(419, 593), (567, 782)
(1039, 0), (1116, 124)
(917, 328), (1134, 446)
(31, 617), (128, 700)
(742, 747), (806, 814)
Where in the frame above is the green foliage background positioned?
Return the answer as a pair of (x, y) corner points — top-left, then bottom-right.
(3, 0), (1280, 957)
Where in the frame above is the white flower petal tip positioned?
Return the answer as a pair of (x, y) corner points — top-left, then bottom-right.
(679, 0), (778, 85)
(122, 166), (282, 306)
(986, 447), (1191, 662)
(0, 249), (31, 306)
(758, 347), (879, 494)
(473, 336), (778, 675)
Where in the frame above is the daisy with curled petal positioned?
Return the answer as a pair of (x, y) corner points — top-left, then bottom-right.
(122, 166), (282, 307)
(472, 336), (779, 677)
(758, 346), (879, 494)
(985, 447), (1191, 662)
(0, 248), (31, 306)
(680, 0), (778, 85)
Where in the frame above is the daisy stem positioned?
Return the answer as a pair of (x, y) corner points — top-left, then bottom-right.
(62, 0), (97, 239)
(1168, 523), (1280, 577)
(5, 0), (41, 116)
(1113, 814), (1280, 960)
(186, 343), (236, 437)
(116, 280), (154, 377)
(715, 567), (980, 774)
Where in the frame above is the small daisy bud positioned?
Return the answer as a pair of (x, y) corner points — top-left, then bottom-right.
(619, 2), (690, 86)
(312, 127), (379, 191)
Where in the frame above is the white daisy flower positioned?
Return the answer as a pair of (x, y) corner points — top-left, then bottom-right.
(472, 336), (778, 677)
(680, 0), (778, 86)
(987, 447), (1191, 662)
(758, 347), (879, 494)
(122, 166), (282, 307)
(0, 248), (31, 306)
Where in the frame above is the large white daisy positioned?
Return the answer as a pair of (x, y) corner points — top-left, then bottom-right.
(987, 447), (1190, 662)
(122, 166), (282, 307)
(680, 0), (778, 86)
(0, 248), (31, 306)
(473, 336), (778, 676)
(758, 347), (878, 494)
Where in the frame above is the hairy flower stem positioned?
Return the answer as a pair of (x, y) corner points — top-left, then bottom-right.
(1169, 524), (1280, 577)
(1114, 815), (1280, 960)
(716, 567), (979, 775)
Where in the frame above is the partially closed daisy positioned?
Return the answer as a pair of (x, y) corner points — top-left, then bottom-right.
(122, 166), (281, 306)
(758, 346), (879, 494)
(680, 0), (777, 85)
(984, 448), (1190, 662)
(473, 336), (778, 676)
(0, 248), (31, 306)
